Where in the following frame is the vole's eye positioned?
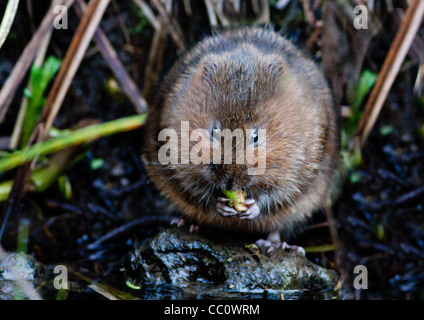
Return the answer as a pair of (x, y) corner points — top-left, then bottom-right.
(212, 128), (221, 138)
(249, 127), (259, 146)
(210, 121), (221, 141)
(252, 131), (259, 144)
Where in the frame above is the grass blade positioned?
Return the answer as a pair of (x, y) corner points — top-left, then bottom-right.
(0, 114), (147, 174)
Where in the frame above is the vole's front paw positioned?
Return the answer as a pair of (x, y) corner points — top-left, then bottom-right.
(217, 197), (238, 217)
(216, 197), (260, 220)
(237, 199), (260, 220)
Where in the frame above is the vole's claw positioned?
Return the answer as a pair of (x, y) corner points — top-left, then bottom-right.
(243, 198), (256, 205)
(255, 238), (283, 253)
(171, 217), (200, 233)
(255, 239), (273, 251)
(282, 242), (306, 256)
(238, 199), (260, 220)
(255, 231), (305, 256)
(255, 240), (306, 256)
(171, 217), (185, 227)
(217, 201), (238, 217)
(189, 224), (200, 233)
(217, 198), (260, 219)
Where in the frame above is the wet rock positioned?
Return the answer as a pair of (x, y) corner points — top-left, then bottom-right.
(0, 253), (47, 300)
(122, 226), (339, 298)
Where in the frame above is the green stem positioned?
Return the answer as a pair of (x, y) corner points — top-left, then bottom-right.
(0, 146), (85, 202)
(0, 114), (147, 173)
(303, 243), (335, 253)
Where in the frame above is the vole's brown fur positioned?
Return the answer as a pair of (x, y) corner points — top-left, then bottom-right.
(144, 27), (339, 235)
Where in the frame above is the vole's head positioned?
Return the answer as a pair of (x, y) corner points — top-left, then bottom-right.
(151, 37), (329, 212)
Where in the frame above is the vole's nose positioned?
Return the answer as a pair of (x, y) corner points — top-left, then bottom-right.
(209, 163), (248, 190)
(225, 179), (234, 191)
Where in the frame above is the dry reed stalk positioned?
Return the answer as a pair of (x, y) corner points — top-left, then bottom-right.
(38, 0), (111, 137)
(75, 0), (148, 114)
(0, 0), (75, 122)
(355, 0), (424, 147)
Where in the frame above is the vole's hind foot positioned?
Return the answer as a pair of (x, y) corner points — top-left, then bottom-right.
(217, 197), (238, 217)
(282, 242), (305, 256)
(255, 230), (281, 253)
(171, 217), (200, 233)
(171, 217), (185, 227)
(255, 238), (280, 253)
(256, 239), (305, 256)
(255, 231), (305, 256)
(189, 224), (200, 233)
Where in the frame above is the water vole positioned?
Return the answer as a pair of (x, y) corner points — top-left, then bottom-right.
(144, 27), (339, 238)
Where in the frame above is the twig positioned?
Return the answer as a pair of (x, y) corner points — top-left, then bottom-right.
(230, 0), (240, 12)
(71, 269), (139, 300)
(205, 0), (218, 27)
(150, 0), (185, 52)
(163, 0), (172, 13)
(300, 0), (316, 26)
(211, 0), (231, 26)
(110, 0), (131, 45)
(9, 92), (28, 149)
(0, 165), (29, 241)
(0, 0), (20, 49)
(355, 0), (424, 147)
(274, 0), (290, 10)
(87, 284), (120, 300)
(413, 63), (424, 97)
(25, 0), (35, 32)
(86, 216), (173, 250)
(322, 201), (344, 284)
(183, 0), (192, 16)
(39, 0), (111, 138)
(0, 0), (75, 123)
(305, 22), (322, 51)
(143, 27), (166, 99)
(223, 0), (240, 17)
(132, 0), (161, 30)
(394, 186), (424, 206)
(254, 0), (270, 25)
(74, 0), (149, 114)
(0, 137), (10, 149)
